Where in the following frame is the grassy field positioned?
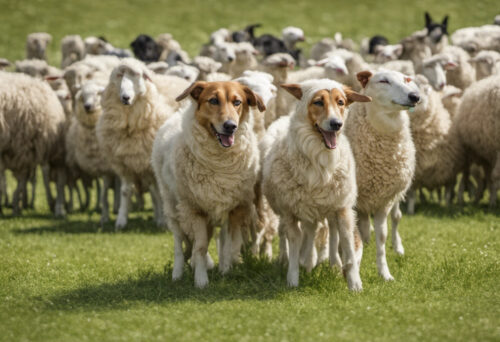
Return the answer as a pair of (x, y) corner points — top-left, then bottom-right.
(1, 0), (500, 341)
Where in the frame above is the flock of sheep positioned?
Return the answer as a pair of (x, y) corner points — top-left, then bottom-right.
(0, 12), (499, 290)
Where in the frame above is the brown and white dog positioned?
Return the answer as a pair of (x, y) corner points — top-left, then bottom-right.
(260, 79), (371, 290)
(152, 81), (265, 288)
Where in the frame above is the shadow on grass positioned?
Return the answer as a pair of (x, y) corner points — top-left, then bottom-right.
(11, 216), (165, 235)
(401, 201), (500, 218)
(46, 255), (346, 310)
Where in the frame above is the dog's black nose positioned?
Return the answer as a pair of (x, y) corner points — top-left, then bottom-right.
(121, 95), (130, 104)
(223, 120), (237, 134)
(408, 92), (420, 103)
(329, 118), (343, 131)
(84, 104), (92, 111)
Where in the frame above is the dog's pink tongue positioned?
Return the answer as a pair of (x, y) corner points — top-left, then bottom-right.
(322, 131), (337, 149)
(219, 134), (234, 147)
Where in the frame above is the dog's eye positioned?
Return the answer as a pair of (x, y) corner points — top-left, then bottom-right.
(313, 100), (323, 107)
(379, 79), (390, 84)
(233, 100), (241, 106)
(209, 98), (219, 105)
(338, 100), (344, 106)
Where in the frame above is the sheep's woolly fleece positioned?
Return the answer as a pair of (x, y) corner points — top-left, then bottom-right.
(344, 100), (415, 214)
(456, 74), (500, 167)
(97, 58), (173, 186)
(0, 71), (65, 174)
(410, 81), (464, 189)
(262, 79), (357, 223)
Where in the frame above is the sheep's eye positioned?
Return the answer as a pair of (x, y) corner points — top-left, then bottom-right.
(233, 100), (241, 106)
(379, 79), (390, 84)
(313, 100), (324, 107)
(117, 73), (123, 78)
(338, 100), (344, 106)
(209, 98), (219, 105)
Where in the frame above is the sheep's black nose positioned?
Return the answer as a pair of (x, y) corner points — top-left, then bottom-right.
(223, 120), (237, 134)
(227, 56), (234, 62)
(330, 118), (343, 131)
(84, 104), (92, 111)
(408, 92), (420, 103)
(121, 95), (130, 104)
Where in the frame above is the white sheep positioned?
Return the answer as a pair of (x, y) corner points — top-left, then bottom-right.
(0, 71), (66, 216)
(165, 62), (200, 82)
(470, 50), (500, 80)
(15, 59), (61, 79)
(61, 35), (85, 68)
(344, 70), (418, 280)
(455, 74), (500, 208)
(97, 58), (185, 229)
(26, 32), (52, 60)
(451, 25), (500, 54)
(0, 58), (10, 70)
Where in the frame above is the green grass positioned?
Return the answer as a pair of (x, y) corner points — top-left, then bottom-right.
(1, 0), (500, 340)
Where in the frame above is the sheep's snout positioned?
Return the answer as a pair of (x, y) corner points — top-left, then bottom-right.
(408, 92), (420, 104)
(120, 76), (135, 105)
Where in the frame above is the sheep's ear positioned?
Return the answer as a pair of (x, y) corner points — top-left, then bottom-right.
(356, 71), (373, 89)
(143, 72), (152, 82)
(176, 81), (206, 102)
(281, 83), (302, 100)
(45, 76), (61, 81)
(243, 86), (266, 112)
(316, 59), (327, 67)
(394, 44), (404, 57)
(425, 12), (432, 27)
(343, 86), (372, 105)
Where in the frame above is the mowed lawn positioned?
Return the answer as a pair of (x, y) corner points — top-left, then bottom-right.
(1, 0), (500, 341)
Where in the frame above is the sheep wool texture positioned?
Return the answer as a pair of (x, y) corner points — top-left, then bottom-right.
(456, 74), (500, 167)
(344, 102), (415, 214)
(410, 88), (464, 189)
(262, 80), (357, 223)
(97, 59), (172, 187)
(0, 71), (65, 175)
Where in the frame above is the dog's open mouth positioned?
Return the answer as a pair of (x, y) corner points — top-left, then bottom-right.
(211, 125), (235, 148)
(316, 125), (337, 149)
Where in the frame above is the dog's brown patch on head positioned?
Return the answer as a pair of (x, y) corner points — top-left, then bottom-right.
(307, 88), (348, 127)
(179, 81), (264, 140)
(356, 70), (373, 88)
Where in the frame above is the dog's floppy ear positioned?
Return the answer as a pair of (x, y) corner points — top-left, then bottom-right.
(176, 81), (207, 102)
(281, 83), (302, 100)
(356, 71), (373, 89)
(242, 86), (266, 112)
(425, 12), (433, 28)
(343, 86), (372, 105)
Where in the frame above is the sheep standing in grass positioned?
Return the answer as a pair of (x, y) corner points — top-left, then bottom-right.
(344, 70), (418, 280)
(406, 76), (464, 214)
(97, 58), (185, 229)
(61, 35), (85, 68)
(456, 74), (500, 208)
(262, 79), (370, 290)
(26, 32), (52, 60)
(0, 71), (66, 216)
(71, 81), (116, 222)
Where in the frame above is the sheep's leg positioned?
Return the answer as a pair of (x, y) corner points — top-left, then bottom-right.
(0, 168), (8, 210)
(113, 176), (120, 214)
(373, 205), (394, 281)
(82, 180), (91, 211)
(278, 219), (289, 264)
(12, 174), (27, 216)
(54, 167), (66, 217)
(390, 202), (404, 256)
(100, 175), (111, 224)
(219, 219), (233, 274)
(419, 189), (427, 203)
(407, 188), (416, 214)
(115, 178), (132, 230)
(332, 207), (362, 291)
(41, 164), (54, 211)
(29, 169), (36, 209)
(299, 221), (317, 273)
(94, 178), (101, 212)
(328, 217), (342, 269)
(21, 176), (29, 210)
(358, 211), (371, 244)
(149, 183), (164, 227)
(485, 165), (497, 208)
(172, 231), (186, 281)
(316, 222), (329, 265)
(285, 215), (301, 287)
(445, 181), (455, 207)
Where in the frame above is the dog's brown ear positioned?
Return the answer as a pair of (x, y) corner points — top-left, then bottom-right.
(281, 83), (302, 100)
(343, 86), (372, 105)
(243, 86), (266, 112)
(356, 71), (373, 89)
(176, 81), (207, 102)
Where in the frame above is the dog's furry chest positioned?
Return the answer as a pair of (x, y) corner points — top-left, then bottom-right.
(264, 141), (356, 222)
(176, 144), (258, 223)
